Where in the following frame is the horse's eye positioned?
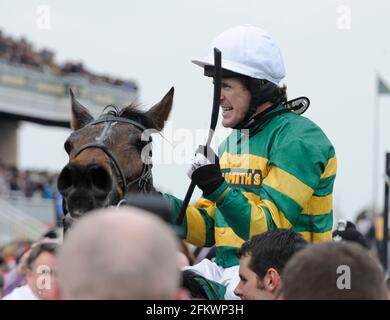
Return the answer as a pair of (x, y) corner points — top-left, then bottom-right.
(64, 141), (72, 154)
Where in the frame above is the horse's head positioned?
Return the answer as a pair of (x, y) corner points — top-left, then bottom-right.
(57, 88), (174, 225)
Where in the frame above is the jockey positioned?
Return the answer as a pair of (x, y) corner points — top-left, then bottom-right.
(164, 25), (337, 299)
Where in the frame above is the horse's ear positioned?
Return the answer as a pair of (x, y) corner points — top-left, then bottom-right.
(147, 87), (174, 131)
(69, 88), (94, 130)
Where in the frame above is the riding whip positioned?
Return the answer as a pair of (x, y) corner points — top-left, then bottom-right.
(176, 48), (222, 225)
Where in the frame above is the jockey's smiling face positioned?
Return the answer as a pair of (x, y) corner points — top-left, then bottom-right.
(234, 255), (280, 300)
(219, 78), (251, 128)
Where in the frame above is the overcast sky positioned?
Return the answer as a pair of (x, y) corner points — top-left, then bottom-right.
(1, 0), (390, 222)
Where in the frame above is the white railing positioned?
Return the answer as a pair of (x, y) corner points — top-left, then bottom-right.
(0, 192), (57, 245)
(0, 196), (51, 246)
(1, 192), (57, 224)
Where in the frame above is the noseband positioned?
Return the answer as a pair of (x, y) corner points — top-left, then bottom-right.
(73, 114), (153, 200)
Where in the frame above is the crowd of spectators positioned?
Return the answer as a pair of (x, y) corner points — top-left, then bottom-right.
(0, 162), (57, 199)
(0, 29), (137, 92)
(0, 195), (389, 300)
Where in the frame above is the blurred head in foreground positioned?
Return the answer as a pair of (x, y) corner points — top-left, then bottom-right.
(55, 206), (182, 299)
(281, 241), (387, 300)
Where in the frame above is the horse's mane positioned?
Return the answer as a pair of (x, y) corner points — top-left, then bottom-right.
(99, 104), (155, 129)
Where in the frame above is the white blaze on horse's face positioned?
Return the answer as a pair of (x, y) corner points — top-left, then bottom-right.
(57, 88), (174, 225)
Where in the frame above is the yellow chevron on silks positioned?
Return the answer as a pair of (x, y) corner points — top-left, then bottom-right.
(242, 192), (292, 229)
(263, 166), (313, 208)
(320, 156), (337, 179)
(185, 206), (206, 247)
(298, 230), (332, 243)
(220, 153), (269, 173)
(303, 194), (333, 215)
(194, 198), (216, 220)
(262, 199), (293, 229)
(239, 192), (269, 237)
(249, 208), (268, 238)
(215, 227), (245, 248)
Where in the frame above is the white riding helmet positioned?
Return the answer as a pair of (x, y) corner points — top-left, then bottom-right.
(192, 25), (286, 85)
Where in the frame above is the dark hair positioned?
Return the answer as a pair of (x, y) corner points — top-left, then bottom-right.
(281, 242), (387, 300)
(204, 66), (287, 104)
(26, 240), (59, 270)
(240, 77), (287, 105)
(237, 229), (307, 278)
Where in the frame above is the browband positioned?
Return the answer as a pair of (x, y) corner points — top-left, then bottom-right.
(88, 115), (148, 132)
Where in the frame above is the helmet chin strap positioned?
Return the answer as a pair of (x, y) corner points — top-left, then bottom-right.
(234, 79), (279, 129)
(238, 96), (311, 131)
(238, 103), (281, 130)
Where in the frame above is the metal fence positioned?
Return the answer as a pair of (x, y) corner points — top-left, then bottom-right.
(0, 194), (55, 246)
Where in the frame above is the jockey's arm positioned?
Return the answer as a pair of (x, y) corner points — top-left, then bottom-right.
(164, 193), (216, 248)
(199, 135), (336, 243)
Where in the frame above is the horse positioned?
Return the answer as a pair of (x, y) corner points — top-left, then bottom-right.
(57, 88), (173, 225)
(57, 88), (195, 264)
(57, 87), (195, 264)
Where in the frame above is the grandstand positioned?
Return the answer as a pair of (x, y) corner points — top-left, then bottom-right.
(0, 29), (139, 245)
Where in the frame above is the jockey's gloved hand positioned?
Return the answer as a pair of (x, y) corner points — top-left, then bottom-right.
(187, 145), (224, 196)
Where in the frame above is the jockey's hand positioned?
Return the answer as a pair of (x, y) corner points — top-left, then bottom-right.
(187, 145), (224, 196)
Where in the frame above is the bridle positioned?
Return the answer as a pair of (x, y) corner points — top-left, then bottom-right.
(73, 114), (153, 201)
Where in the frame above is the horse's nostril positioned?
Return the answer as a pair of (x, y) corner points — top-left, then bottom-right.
(57, 167), (73, 192)
(90, 166), (111, 192)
